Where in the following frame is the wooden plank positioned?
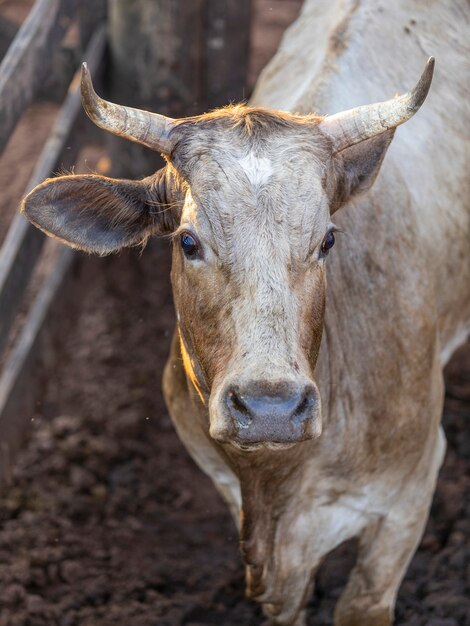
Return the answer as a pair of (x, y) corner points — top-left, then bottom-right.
(109, 0), (206, 115)
(0, 26), (107, 357)
(205, 0), (253, 108)
(0, 0), (77, 154)
(78, 0), (107, 50)
(107, 0), (206, 177)
(0, 247), (75, 485)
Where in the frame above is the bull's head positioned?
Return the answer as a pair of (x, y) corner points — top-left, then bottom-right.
(22, 59), (434, 451)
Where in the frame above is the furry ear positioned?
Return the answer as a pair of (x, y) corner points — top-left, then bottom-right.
(21, 169), (173, 255)
(329, 130), (395, 213)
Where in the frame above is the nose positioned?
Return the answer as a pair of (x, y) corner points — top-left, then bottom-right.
(225, 381), (319, 445)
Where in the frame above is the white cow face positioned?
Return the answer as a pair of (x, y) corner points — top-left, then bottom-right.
(21, 105), (395, 451)
(167, 107), (391, 450)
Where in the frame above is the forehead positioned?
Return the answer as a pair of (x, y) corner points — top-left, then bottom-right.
(172, 107), (331, 256)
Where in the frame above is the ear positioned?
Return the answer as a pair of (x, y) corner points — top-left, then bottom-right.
(328, 129), (395, 213)
(21, 169), (174, 255)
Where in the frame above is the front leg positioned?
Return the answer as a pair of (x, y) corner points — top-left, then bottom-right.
(240, 478), (367, 626)
(334, 427), (446, 626)
(256, 505), (367, 626)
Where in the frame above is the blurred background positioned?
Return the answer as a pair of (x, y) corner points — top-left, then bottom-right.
(0, 1), (468, 625)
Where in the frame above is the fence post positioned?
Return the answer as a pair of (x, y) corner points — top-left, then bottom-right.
(78, 0), (107, 50)
(107, 0), (206, 177)
(205, 0), (252, 108)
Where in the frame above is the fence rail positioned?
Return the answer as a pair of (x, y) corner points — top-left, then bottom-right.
(0, 0), (77, 153)
(0, 25), (106, 357)
(0, 0), (107, 484)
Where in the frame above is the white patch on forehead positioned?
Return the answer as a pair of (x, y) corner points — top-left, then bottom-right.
(238, 152), (273, 187)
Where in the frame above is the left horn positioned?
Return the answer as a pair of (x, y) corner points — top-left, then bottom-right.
(81, 63), (177, 154)
(318, 57), (435, 153)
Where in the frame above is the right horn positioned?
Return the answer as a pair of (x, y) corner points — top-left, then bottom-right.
(318, 57), (435, 153)
(81, 63), (177, 154)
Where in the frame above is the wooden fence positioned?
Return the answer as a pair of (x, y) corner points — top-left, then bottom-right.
(0, 0), (252, 485)
(0, 0), (107, 483)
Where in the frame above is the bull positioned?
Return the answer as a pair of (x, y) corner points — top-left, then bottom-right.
(20, 0), (469, 624)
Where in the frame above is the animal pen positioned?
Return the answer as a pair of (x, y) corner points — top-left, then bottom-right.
(0, 1), (468, 625)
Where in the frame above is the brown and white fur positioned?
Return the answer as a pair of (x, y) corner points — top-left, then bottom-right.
(20, 0), (469, 624)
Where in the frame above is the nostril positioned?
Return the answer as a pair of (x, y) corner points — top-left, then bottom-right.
(293, 396), (309, 417)
(227, 388), (252, 429)
(291, 390), (315, 427)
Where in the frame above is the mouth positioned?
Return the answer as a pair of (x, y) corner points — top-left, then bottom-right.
(229, 440), (298, 452)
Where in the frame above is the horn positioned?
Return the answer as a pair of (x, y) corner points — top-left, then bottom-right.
(319, 57), (435, 152)
(80, 63), (177, 154)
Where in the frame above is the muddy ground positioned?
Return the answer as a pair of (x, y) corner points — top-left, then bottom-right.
(0, 1), (468, 625)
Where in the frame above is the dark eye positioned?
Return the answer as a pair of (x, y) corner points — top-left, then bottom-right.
(180, 232), (200, 258)
(321, 230), (335, 256)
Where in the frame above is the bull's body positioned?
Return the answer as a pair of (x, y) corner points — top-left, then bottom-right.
(21, 0), (469, 624)
(163, 1), (469, 624)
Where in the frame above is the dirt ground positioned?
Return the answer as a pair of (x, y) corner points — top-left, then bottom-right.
(0, 1), (468, 625)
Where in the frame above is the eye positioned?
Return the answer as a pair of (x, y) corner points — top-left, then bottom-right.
(320, 230), (335, 256)
(180, 231), (200, 259)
